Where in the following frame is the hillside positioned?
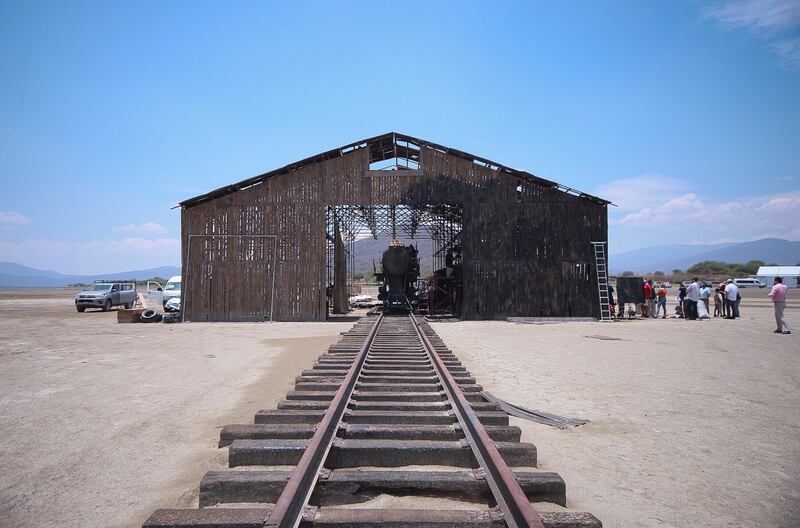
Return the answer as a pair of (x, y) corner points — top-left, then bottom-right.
(0, 262), (181, 288)
(7, 237), (795, 285)
(610, 238), (800, 274)
(352, 237), (434, 272)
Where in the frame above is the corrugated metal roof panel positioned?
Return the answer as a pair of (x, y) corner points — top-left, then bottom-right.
(757, 266), (800, 275)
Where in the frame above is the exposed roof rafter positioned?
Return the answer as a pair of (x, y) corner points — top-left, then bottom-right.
(180, 132), (611, 207)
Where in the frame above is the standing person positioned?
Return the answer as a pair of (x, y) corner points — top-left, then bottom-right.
(678, 283), (687, 319)
(685, 277), (699, 320)
(713, 285), (722, 317)
(648, 280), (657, 317)
(735, 285), (742, 318)
(719, 282), (728, 317)
(607, 283), (616, 318)
(642, 279), (652, 318)
(674, 295), (684, 318)
(724, 279), (739, 319)
(723, 280), (731, 318)
(656, 282), (668, 318)
(699, 282), (711, 314)
(768, 277), (790, 334)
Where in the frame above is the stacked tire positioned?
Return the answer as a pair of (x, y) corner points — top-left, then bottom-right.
(162, 313), (181, 323)
(140, 309), (162, 323)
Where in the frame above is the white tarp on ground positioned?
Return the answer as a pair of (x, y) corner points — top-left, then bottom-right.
(348, 295), (381, 307)
(697, 298), (710, 319)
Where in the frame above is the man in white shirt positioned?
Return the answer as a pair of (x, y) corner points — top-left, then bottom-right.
(685, 277), (700, 320)
(699, 282), (711, 314)
(724, 279), (739, 319)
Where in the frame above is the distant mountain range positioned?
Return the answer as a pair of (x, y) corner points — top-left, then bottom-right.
(609, 238), (800, 274)
(352, 237), (434, 272)
(0, 262), (181, 288)
(354, 237), (800, 276)
(5, 237), (794, 286)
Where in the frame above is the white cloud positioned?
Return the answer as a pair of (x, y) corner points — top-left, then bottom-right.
(114, 222), (168, 234)
(754, 194), (800, 212)
(0, 211), (31, 225)
(619, 208), (654, 224)
(770, 37), (800, 68)
(597, 179), (798, 243)
(705, 0), (800, 69)
(706, 0), (800, 34)
(659, 193), (705, 214)
(596, 175), (688, 211)
(0, 237), (180, 275)
(617, 193), (719, 225)
(602, 175), (800, 251)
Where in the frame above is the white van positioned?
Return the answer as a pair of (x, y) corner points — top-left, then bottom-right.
(733, 278), (766, 288)
(163, 275), (182, 303)
(147, 275), (182, 307)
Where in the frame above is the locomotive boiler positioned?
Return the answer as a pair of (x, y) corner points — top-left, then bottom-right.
(375, 241), (420, 312)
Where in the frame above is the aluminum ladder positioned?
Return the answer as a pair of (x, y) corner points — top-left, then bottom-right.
(592, 242), (612, 321)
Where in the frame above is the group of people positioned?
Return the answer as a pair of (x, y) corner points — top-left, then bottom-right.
(639, 279), (670, 318)
(608, 276), (790, 333)
(683, 278), (739, 320)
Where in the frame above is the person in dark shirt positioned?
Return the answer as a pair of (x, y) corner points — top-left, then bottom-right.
(607, 284), (616, 317)
(713, 285), (724, 317)
(678, 284), (687, 319)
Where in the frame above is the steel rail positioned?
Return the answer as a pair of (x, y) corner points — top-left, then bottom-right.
(264, 312), (385, 528)
(409, 314), (546, 528)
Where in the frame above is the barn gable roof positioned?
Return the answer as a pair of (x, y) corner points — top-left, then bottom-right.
(180, 132), (611, 207)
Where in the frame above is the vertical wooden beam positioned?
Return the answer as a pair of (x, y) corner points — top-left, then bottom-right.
(332, 220), (348, 314)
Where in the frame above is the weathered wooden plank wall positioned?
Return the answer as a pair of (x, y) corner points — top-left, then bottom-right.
(182, 146), (607, 321)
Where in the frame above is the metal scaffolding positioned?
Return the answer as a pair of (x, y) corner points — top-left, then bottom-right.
(324, 204), (464, 315)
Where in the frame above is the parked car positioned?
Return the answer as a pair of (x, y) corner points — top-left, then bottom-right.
(662, 281), (672, 288)
(162, 275), (181, 305)
(75, 281), (136, 312)
(147, 275), (182, 308)
(733, 278), (766, 288)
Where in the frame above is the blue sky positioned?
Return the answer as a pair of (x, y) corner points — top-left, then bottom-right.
(1, 0), (798, 273)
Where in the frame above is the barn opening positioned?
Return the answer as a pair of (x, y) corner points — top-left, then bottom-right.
(325, 204), (463, 318)
(178, 132), (610, 322)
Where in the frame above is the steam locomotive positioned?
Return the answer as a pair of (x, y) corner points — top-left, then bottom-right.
(375, 242), (420, 312)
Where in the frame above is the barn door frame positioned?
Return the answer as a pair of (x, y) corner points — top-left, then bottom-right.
(184, 234), (278, 322)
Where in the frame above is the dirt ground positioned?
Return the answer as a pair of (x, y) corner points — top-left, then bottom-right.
(0, 288), (353, 528)
(433, 289), (799, 528)
(1, 287), (798, 528)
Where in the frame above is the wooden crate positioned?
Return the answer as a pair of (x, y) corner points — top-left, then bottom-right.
(117, 308), (146, 323)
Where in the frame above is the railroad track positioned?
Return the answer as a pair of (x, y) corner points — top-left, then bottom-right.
(144, 313), (601, 528)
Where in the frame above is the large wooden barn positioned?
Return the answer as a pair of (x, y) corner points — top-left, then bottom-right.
(179, 132), (610, 322)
